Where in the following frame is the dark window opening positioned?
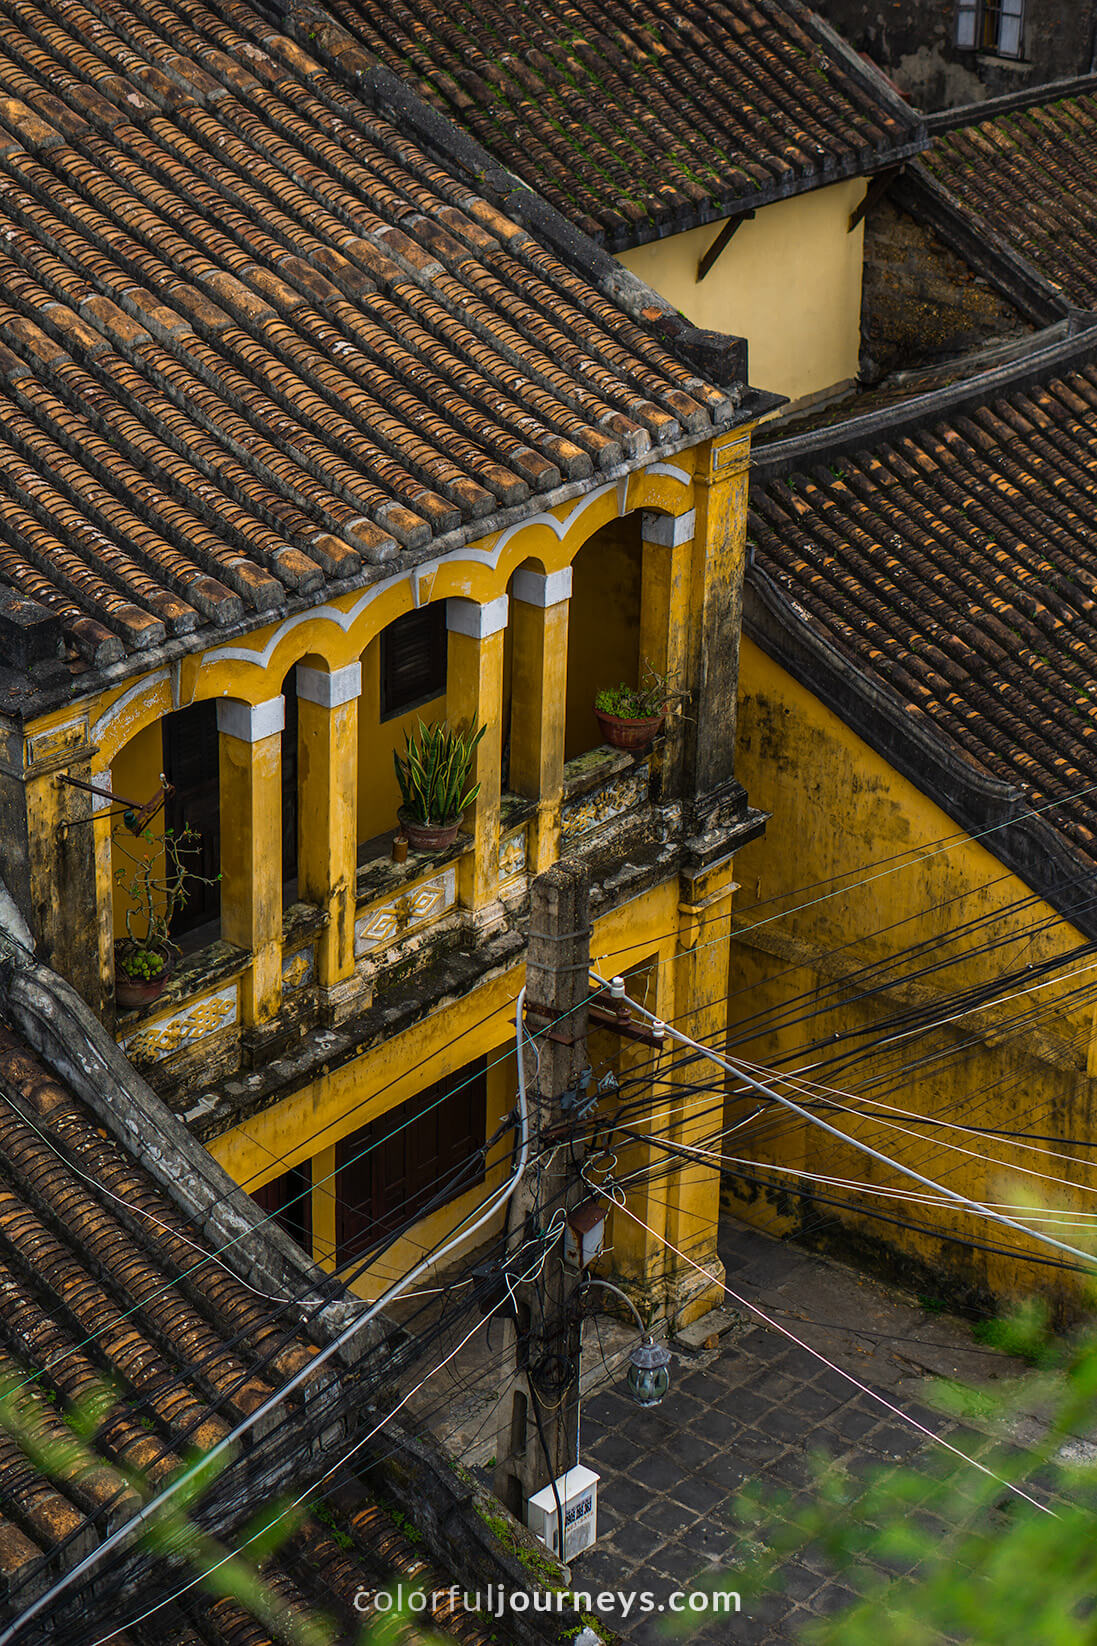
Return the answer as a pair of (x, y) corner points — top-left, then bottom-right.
(163, 699), (221, 940)
(251, 1162), (312, 1252)
(334, 1058), (487, 1263)
(380, 605), (447, 721)
(282, 669), (298, 892)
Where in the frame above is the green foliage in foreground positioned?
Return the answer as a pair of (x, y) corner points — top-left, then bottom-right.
(729, 1301), (1097, 1645)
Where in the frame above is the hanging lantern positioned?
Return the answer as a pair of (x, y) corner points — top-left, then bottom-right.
(626, 1335), (671, 1407)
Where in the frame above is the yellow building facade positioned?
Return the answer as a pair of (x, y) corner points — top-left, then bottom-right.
(729, 636), (1097, 1318)
(617, 180), (869, 413)
(12, 428), (766, 1326)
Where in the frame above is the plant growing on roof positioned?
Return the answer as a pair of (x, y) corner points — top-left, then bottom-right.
(593, 659), (688, 752)
(112, 822), (219, 1008)
(393, 718), (486, 851)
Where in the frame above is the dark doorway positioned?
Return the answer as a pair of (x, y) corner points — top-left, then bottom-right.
(251, 1161), (312, 1253)
(163, 700), (221, 939)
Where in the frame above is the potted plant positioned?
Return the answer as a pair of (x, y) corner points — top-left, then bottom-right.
(112, 824), (217, 1009)
(594, 661), (688, 753)
(394, 718), (486, 851)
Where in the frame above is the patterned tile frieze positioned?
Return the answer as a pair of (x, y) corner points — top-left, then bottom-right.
(354, 866), (457, 957)
(120, 983), (238, 1064)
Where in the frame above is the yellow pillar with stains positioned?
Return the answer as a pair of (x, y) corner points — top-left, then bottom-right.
(447, 596), (507, 915)
(509, 567), (570, 874)
(217, 696), (284, 1026)
(295, 663), (360, 987)
(663, 859), (738, 1324)
(687, 429), (754, 806)
(640, 509), (693, 799)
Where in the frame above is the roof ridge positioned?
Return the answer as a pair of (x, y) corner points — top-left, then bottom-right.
(752, 319), (1097, 483)
(925, 70), (1097, 135)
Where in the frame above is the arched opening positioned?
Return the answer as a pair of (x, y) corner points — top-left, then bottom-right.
(110, 700), (222, 959)
(357, 603), (448, 855)
(565, 514), (642, 759)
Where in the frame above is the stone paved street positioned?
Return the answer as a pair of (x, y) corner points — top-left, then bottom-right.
(406, 1210), (1033, 1644)
(569, 1215), (1026, 1644)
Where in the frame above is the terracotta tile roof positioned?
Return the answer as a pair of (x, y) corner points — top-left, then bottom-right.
(0, 1022), (491, 1640)
(307, 0), (923, 248)
(923, 87), (1097, 311)
(0, 0), (747, 674)
(747, 342), (1097, 872)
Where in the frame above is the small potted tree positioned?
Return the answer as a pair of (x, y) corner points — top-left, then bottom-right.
(594, 661), (687, 753)
(113, 824), (218, 1009)
(394, 718), (486, 851)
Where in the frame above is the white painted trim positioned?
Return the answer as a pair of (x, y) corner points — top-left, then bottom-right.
(216, 696), (286, 742)
(641, 508), (695, 547)
(200, 464), (693, 669)
(296, 661), (362, 708)
(447, 594), (509, 639)
(512, 567), (573, 608)
(90, 668), (170, 747)
(92, 772), (114, 815)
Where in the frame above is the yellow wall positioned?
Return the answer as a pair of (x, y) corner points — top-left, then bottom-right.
(617, 180), (867, 408)
(565, 515), (642, 759)
(356, 631), (447, 845)
(730, 636), (1097, 1315)
(110, 720), (166, 942)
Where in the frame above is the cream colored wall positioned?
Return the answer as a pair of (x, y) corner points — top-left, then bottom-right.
(617, 179), (867, 407)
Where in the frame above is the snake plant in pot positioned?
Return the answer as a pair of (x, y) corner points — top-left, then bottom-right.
(394, 718), (486, 850)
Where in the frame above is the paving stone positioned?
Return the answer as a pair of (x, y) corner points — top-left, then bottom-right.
(589, 1429), (645, 1472)
(605, 1518), (668, 1562)
(637, 1495), (700, 1539)
(629, 1448), (691, 1493)
(671, 1474), (734, 1515)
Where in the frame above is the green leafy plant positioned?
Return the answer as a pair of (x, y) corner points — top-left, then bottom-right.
(594, 659), (688, 720)
(112, 823), (219, 980)
(393, 719), (486, 826)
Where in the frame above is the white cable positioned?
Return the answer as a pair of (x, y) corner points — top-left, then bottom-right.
(589, 971), (1097, 1269)
(592, 1184), (1057, 1517)
(0, 985), (534, 1646)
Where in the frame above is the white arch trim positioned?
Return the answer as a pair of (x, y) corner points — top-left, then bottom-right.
(200, 464), (694, 672)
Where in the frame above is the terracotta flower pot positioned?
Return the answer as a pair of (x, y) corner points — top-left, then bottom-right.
(398, 809), (462, 851)
(115, 945), (175, 1011)
(594, 709), (665, 752)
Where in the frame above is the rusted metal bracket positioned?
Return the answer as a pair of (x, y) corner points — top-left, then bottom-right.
(848, 166), (903, 233)
(588, 995), (666, 1048)
(696, 210), (754, 282)
(54, 773), (172, 834)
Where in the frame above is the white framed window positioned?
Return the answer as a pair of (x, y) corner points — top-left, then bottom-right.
(956, 0), (1025, 57)
(956, 0), (979, 48)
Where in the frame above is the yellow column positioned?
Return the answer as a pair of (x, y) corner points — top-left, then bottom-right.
(216, 696), (284, 1026)
(688, 429), (754, 809)
(510, 567), (570, 873)
(447, 595), (507, 918)
(295, 663), (360, 988)
(663, 858), (738, 1326)
(640, 509), (693, 800)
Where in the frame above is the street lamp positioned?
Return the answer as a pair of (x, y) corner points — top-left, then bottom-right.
(625, 1335), (672, 1407)
(580, 1277), (672, 1407)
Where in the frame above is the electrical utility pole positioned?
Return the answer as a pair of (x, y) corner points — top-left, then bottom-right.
(493, 860), (591, 1530)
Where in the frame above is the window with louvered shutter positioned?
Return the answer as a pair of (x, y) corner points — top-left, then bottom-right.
(251, 1162), (312, 1252)
(334, 1058), (487, 1262)
(379, 605), (447, 721)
